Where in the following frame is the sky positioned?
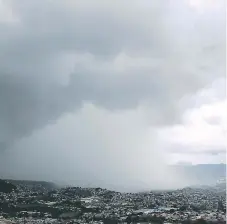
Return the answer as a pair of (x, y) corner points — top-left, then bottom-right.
(0, 0), (226, 191)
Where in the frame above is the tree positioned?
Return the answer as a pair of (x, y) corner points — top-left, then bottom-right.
(179, 205), (187, 211)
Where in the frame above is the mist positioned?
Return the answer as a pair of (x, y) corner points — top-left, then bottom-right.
(0, 0), (225, 192)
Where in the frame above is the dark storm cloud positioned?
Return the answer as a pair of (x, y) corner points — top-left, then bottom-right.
(0, 73), (77, 149)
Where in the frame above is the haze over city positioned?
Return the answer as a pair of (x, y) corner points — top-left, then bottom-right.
(0, 0), (225, 192)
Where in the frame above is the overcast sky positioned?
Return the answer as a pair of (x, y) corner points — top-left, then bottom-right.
(0, 0), (226, 191)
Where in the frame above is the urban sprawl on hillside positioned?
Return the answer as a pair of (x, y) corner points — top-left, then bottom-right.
(0, 179), (226, 224)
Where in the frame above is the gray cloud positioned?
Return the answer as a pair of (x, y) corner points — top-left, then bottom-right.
(0, 0), (225, 149)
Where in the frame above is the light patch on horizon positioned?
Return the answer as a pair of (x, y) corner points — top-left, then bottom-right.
(168, 153), (226, 165)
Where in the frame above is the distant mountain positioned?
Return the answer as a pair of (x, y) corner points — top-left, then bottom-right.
(172, 163), (226, 186)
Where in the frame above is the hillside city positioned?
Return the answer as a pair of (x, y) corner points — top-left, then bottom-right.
(0, 179), (226, 224)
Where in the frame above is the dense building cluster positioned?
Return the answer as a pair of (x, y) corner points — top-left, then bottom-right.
(0, 180), (226, 224)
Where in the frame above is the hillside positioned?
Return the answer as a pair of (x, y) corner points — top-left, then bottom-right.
(0, 179), (17, 193)
(5, 179), (57, 190)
